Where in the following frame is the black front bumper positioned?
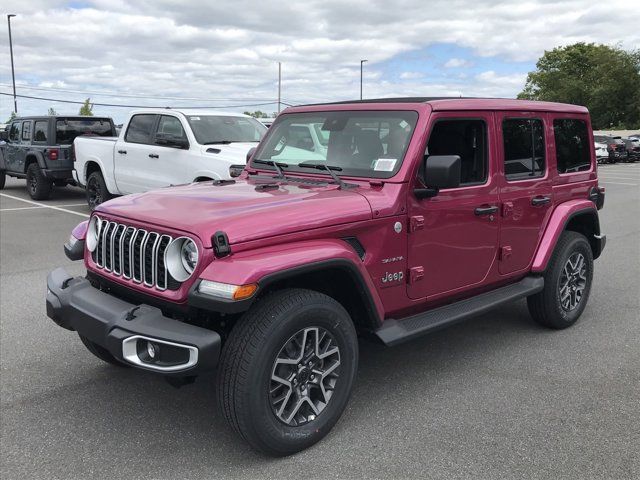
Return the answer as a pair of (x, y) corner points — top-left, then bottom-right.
(46, 268), (222, 375)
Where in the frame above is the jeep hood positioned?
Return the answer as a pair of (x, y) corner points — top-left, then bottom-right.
(96, 179), (372, 247)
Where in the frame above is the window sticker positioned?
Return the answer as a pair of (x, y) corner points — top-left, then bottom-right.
(190, 116), (201, 121)
(399, 120), (409, 129)
(374, 158), (397, 171)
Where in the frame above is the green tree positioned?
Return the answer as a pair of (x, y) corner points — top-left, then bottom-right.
(518, 43), (640, 129)
(79, 98), (94, 116)
(48, 107), (58, 116)
(243, 110), (269, 118)
(6, 111), (17, 123)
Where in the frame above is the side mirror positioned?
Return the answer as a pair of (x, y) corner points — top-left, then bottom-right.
(156, 133), (189, 149)
(415, 155), (461, 199)
(0, 131), (8, 141)
(246, 146), (257, 163)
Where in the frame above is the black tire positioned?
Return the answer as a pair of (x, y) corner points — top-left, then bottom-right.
(86, 170), (111, 211)
(217, 288), (358, 456)
(0, 170), (5, 190)
(79, 334), (129, 367)
(26, 163), (52, 200)
(527, 231), (593, 329)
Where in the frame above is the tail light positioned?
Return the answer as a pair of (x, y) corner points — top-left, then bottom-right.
(47, 148), (59, 161)
(609, 144), (616, 149)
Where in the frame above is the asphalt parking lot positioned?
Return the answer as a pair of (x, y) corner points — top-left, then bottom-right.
(1, 165), (639, 479)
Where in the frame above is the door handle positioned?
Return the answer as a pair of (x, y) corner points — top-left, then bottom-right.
(117, 150), (127, 154)
(531, 196), (551, 206)
(149, 153), (159, 158)
(474, 205), (498, 216)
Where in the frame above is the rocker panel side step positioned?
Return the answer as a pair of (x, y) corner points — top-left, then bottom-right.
(375, 276), (544, 346)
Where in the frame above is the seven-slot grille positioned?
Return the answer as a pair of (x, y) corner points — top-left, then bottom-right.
(91, 218), (174, 290)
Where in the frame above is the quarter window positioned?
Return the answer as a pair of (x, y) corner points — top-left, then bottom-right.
(553, 119), (591, 173)
(503, 118), (545, 180)
(34, 121), (48, 142)
(426, 119), (487, 185)
(125, 114), (157, 144)
(21, 122), (32, 141)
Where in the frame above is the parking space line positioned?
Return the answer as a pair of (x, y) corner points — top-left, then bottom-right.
(600, 181), (638, 186)
(0, 193), (89, 218)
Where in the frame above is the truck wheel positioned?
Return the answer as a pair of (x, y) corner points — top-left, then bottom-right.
(78, 334), (129, 367)
(0, 170), (5, 189)
(217, 288), (358, 456)
(527, 231), (593, 329)
(86, 170), (111, 210)
(26, 163), (52, 200)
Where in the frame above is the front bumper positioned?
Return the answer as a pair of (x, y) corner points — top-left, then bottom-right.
(46, 268), (221, 375)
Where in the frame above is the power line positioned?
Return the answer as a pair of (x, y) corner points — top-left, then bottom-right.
(0, 91), (292, 109)
(0, 82), (281, 102)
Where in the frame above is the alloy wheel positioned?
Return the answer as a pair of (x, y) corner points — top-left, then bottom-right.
(558, 252), (587, 311)
(269, 326), (341, 426)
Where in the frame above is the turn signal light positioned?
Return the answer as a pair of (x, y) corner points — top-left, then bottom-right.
(198, 280), (257, 300)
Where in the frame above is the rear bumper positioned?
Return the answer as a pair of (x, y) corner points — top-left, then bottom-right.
(46, 268), (221, 375)
(42, 168), (74, 181)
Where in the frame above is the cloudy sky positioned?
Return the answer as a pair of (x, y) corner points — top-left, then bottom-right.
(1, 0), (638, 123)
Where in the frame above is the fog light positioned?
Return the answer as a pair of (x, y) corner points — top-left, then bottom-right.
(147, 341), (158, 360)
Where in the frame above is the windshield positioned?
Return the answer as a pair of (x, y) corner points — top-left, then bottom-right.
(186, 115), (267, 144)
(252, 111), (418, 178)
(55, 118), (115, 144)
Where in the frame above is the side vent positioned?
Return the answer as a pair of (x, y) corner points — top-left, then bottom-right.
(343, 237), (366, 261)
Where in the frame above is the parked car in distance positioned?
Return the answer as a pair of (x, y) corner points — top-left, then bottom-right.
(622, 137), (640, 162)
(48, 98), (606, 456)
(594, 135), (626, 163)
(594, 141), (609, 164)
(73, 109), (267, 209)
(0, 116), (116, 198)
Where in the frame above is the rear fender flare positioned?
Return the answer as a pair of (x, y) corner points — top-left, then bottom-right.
(25, 151), (47, 171)
(532, 200), (600, 273)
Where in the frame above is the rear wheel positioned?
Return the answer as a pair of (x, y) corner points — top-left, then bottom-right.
(26, 163), (52, 200)
(527, 231), (593, 329)
(217, 288), (358, 456)
(86, 170), (111, 210)
(79, 334), (129, 367)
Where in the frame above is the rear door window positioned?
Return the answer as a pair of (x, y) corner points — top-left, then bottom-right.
(34, 121), (48, 142)
(125, 114), (157, 144)
(55, 118), (115, 144)
(553, 119), (591, 173)
(502, 118), (545, 180)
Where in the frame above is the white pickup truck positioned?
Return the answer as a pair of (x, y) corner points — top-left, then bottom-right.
(73, 109), (267, 209)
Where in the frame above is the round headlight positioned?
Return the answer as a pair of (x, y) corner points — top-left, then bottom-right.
(86, 216), (101, 252)
(165, 237), (198, 282)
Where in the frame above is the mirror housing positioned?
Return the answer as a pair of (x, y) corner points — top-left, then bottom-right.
(246, 146), (257, 163)
(155, 133), (189, 149)
(0, 130), (8, 141)
(414, 155), (461, 199)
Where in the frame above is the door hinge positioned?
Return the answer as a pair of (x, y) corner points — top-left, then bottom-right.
(409, 215), (424, 233)
(409, 266), (424, 284)
(500, 246), (512, 260)
(502, 202), (514, 218)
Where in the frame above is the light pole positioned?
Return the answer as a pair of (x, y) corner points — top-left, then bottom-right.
(277, 62), (281, 114)
(7, 14), (17, 114)
(360, 59), (367, 100)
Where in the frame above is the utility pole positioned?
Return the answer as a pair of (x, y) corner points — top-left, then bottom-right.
(277, 62), (282, 114)
(7, 14), (17, 114)
(360, 59), (368, 100)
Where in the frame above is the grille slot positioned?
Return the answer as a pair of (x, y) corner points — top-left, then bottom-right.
(92, 217), (175, 291)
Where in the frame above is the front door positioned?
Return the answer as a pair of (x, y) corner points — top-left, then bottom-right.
(407, 112), (500, 300)
(4, 121), (22, 172)
(496, 112), (553, 275)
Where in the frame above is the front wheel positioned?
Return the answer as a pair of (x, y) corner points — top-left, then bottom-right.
(86, 170), (111, 210)
(527, 231), (594, 329)
(217, 288), (358, 456)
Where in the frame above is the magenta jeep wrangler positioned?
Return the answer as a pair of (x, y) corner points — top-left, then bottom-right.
(47, 98), (605, 456)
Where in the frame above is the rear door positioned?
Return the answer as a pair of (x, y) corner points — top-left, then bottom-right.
(407, 111), (500, 300)
(4, 121), (21, 172)
(114, 114), (159, 193)
(496, 112), (553, 275)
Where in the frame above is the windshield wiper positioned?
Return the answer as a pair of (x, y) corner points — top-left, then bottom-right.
(252, 159), (288, 179)
(203, 140), (261, 145)
(297, 162), (349, 189)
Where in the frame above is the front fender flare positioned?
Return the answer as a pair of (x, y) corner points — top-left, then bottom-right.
(190, 239), (384, 325)
(532, 200), (599, 273)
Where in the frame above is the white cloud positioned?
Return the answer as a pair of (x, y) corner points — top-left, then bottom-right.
(0, 0), (638, 121)
(444, 58), (471, 68)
